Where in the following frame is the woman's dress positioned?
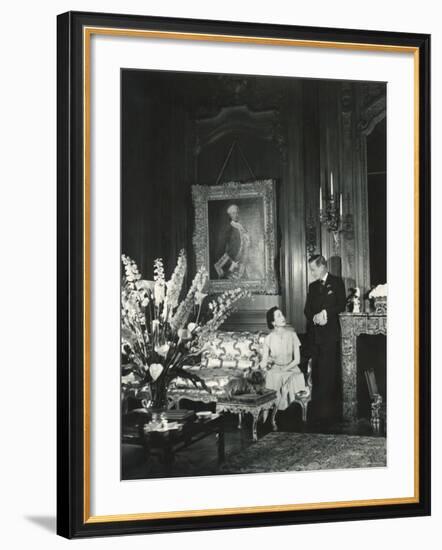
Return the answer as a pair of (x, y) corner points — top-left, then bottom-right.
(262, 329), (307, 411)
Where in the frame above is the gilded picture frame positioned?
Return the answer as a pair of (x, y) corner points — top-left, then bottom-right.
(192, 180), (279, 294)
(57, 10), (431, 539)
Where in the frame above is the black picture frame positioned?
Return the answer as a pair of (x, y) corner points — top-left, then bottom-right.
(57, 10), (431, 539)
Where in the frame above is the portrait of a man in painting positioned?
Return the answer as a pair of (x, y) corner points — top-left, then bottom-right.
(211, 200), (266, 282)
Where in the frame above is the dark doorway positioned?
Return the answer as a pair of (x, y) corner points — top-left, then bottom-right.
(366, 117), (387, 286)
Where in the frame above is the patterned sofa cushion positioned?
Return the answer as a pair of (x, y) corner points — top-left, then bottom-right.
(200, 331), (267, 369)
(169, 330), (268, 396)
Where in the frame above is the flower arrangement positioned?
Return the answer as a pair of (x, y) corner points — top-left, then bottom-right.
(368, 284), (387, 299)
(368, 284), (387, 314)
(121, 250), (251, 410)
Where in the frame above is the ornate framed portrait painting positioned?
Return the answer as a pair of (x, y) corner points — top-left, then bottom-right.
(192, 180), (279, 294)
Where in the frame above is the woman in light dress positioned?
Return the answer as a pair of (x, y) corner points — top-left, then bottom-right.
(260, 306), (307, 411)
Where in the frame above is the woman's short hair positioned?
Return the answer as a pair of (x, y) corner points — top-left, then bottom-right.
(266, 306), (280, 330)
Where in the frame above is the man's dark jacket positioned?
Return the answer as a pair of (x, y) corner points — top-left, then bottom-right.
(304, 273), (346, 344)
(221, 224), (241, 263)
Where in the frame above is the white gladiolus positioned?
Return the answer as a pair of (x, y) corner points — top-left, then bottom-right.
(155, 343), (170, 358)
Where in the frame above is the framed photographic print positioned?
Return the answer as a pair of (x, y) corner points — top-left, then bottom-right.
(57, 11), (431, 538)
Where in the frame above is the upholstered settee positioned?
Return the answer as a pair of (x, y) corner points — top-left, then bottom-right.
(168, 330), (312, 421)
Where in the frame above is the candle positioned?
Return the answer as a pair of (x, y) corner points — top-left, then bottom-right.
(340, 193), (343, 216)
(319, 185), (323, 213)
(330, 171), (334, 196)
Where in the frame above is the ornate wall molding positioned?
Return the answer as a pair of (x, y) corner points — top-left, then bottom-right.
(339, 312), (387, 421)
(191, 74), (287, 119)
(358, 95), (387, 136)
(340, 82), (353, 140)
(194, 105), (287, 162)
(305, 209), (318, 257)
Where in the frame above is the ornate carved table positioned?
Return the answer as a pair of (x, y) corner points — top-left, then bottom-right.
(216, 389), (278, 441)
(167, 389), (218, 410)
(339, 312), (387, 422)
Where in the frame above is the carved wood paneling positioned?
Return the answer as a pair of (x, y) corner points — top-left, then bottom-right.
(195, 105), (287, 184)
(339, 82), (357, 289)
(283, 80), (306, 330)
(303, 81), (321, 261)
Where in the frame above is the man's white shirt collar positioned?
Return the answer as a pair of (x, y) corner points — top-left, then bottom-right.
(321, 272), (329, 283)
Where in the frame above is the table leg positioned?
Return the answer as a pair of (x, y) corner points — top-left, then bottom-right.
(271, 404), (278, 431)
(252, 409), (261, 441)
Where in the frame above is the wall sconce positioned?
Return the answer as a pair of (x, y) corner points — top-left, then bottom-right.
(319, 172), (353, 253)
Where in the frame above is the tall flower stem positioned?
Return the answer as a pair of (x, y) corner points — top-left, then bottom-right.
(195, 304), (202, 325)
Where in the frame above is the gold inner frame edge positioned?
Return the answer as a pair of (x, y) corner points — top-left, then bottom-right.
(82, 26), (421, 524)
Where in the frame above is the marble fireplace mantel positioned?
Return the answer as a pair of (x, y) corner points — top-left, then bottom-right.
(339, 312), (387, 421)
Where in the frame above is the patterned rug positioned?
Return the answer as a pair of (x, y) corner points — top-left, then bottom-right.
(220, 432), (386, 474)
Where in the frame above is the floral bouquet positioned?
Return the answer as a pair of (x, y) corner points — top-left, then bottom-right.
(121, 250), (251, 410)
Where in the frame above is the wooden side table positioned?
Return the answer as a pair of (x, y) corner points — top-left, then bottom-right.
(216, 390), (278, 441)
(140, 414), (225, 474)
(123, 411), (225, 475)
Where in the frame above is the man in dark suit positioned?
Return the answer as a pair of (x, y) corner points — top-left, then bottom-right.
(304, 255), (346, 423)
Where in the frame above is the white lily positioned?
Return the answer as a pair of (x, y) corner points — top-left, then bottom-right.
(149, 363), (164, 381)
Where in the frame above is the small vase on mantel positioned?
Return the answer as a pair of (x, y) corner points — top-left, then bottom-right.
(373, 297), (387, 315)
(346, 287), (361, 313)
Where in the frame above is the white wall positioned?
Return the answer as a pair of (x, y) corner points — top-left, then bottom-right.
(0, 0), (439, 547)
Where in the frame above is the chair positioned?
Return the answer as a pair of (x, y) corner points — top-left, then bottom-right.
(364, 368), (386, 433)
(295, 357), (312, 422)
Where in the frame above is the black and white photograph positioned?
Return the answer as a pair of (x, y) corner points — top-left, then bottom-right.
(120, 68), (388, 480)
